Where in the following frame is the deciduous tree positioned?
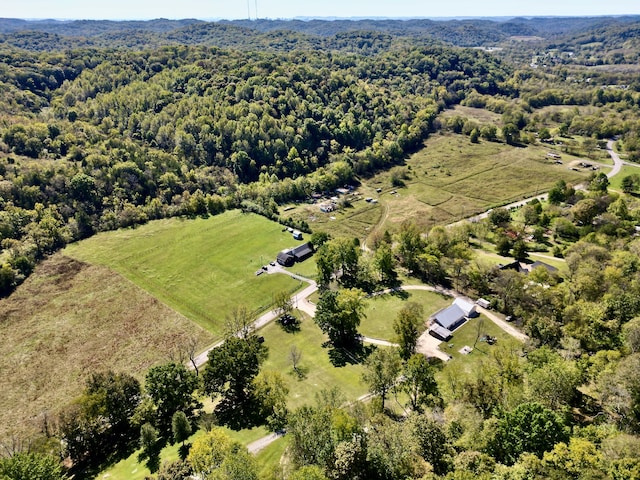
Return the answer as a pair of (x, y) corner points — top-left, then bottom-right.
(314, 288), (366, 348)
(393, 302), (424, 360)
(403, 354), (440, 412)
(203, 335), (268, 422)
(486, 402), (569, 465)
(145, 363), (201, 436)
(362, 347), (402, 411)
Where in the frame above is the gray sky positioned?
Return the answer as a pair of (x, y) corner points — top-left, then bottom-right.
(3, 0), (639, 20)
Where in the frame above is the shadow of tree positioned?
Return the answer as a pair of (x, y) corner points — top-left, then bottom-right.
(325, 340), (376, 367)
(278, 314), (301, 333)
(215, 396), (263, 431)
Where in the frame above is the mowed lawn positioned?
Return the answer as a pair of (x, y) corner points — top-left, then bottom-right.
(64, 210), (304, 337)
(259, 311), (368, 408)
(360, 290), (452, 341)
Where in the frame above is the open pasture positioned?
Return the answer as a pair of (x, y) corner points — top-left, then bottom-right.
(0, 255), (213, 442)
(440, 105), (503, 125)
(372, 133), (587, 233)
(284, 197), (383, 241)
(64, 210), (304, 337)
(288, 134), (588, 243)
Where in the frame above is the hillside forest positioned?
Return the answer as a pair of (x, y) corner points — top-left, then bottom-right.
(1, 15), (640, 480)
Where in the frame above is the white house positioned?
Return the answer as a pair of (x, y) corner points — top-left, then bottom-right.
(453, 298), (477, 317)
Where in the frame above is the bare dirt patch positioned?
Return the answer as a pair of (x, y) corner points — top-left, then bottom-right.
(0, 254), (213, 442)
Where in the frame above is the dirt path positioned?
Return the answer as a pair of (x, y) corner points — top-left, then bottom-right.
(362, 199), (390, 253)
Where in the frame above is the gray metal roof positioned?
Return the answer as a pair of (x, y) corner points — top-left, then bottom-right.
(429, 324), (452, 340)
(434, 304), (466, 330)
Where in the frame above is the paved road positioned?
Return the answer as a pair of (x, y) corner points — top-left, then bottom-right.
(606, 139), (624, 178)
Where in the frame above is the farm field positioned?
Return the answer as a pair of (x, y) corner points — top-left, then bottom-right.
(64, 210), (306, 337)
(0, 254), (213, 442)
(288, 133), (588, 244)
(369, 133), (588, 234)
(440, 105), (503, 126)
(360, 289), (452, 340)
(283, 197), (383, 241)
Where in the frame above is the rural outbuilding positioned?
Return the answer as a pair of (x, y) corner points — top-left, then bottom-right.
(476, 298), (491, 309)
(429, 324), (452, 341)
(291, 242), (313, 262)
(276, 249), (295, 267)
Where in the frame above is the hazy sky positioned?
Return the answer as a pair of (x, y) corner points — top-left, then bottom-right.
(4, 0), (640, 21)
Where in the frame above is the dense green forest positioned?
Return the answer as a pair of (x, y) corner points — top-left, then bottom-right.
(3, 15), (640, 480)
(0, 33), (512, 295)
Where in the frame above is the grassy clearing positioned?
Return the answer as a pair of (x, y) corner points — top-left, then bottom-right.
(608, 164), (640, 191)
(100, 426), (270, 480)
(372, 133), (587, 234)
(284, 198), (383, 241)
(288, 133), (588, 243)
(64, 210), (304, 338)
(259, 311), (368, 408)
(440, 105), (503, 125)
(0, 255), (213, 442)
(360, 290), (452, 340)
(437, 314), (523, 375)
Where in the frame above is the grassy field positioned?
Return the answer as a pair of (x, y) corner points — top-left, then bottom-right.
(99, 425), (271, 480)
(360, 290), (452, 340)
(288, 133), (588, 244)
(65, 210), (305, 337)
(0, 255), (213, 442)
(608, 163), (640, 191)
(438, 314), (523, 373)
(440, 105), (503, 125)
(283, 197), (383, 241)
(259, 311), (368, 408)
(373, 133), (587, 232)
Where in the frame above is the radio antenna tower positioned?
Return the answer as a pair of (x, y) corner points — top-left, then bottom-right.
(255, 0), (258, 19)
(247, 0), (251, 20)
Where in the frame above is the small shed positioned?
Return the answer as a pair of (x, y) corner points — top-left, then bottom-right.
(429, 325), (452, 341)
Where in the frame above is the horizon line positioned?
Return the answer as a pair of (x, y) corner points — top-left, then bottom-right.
(3, 14), (640, 22)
